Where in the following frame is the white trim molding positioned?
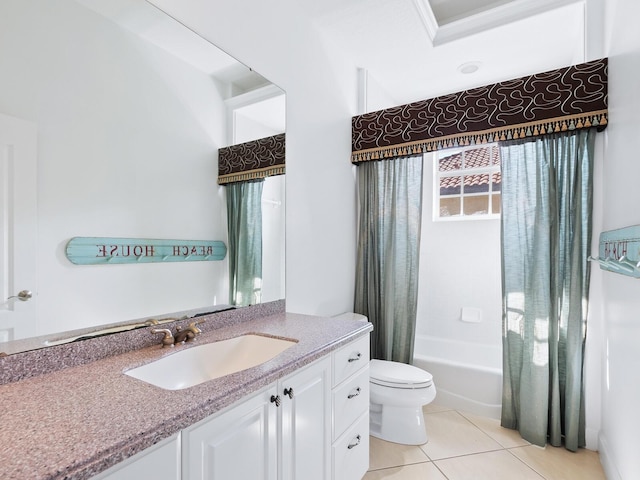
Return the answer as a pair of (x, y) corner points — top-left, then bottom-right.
(412, 0), (584, 46)
(598, 434), (623, 480)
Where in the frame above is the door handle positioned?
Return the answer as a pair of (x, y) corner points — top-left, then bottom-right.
(6, 290), (32, 302)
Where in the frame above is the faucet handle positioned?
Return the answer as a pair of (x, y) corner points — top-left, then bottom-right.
(188, 320), (203, 334)
(175, 321), (202, 343)
(150, 328), (175, 348)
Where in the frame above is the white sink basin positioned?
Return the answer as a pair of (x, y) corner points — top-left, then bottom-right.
(125, 334), (297, 390)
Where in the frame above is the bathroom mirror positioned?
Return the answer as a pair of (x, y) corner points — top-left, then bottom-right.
(0, 0), (285, 355)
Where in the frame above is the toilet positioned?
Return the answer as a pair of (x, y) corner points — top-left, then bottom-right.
(333, 312), (437, 445)
(369, 359), (436, 445)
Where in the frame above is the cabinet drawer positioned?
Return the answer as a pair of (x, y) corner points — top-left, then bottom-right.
(333, 366), (369, 440)
(332, 412), (369, 480)
(333, 335), (370, 387)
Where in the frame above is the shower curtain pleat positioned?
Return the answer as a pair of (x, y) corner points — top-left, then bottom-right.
(500, 129), (594, 451)
(226, 179), (264, 306)
(354, 155), (423, 364)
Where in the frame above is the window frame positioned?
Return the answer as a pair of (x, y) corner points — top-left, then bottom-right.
(432, 143), (501, 222)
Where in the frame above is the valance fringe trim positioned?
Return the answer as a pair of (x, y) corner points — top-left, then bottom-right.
(352, 111), (607, 163)
(218, 165), (285, 185)
(351, 58), (608, 163)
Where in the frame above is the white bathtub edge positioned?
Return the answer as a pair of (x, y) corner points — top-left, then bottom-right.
(413, 352), (503, 420)
(433, 388), (502, 420)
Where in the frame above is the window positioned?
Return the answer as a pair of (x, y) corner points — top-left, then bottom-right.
(434, 143), (501, 220)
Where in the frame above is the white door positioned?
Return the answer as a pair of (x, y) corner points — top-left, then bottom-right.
(0, 112), (37, 343)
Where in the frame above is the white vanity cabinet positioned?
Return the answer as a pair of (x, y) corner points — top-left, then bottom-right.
(183, 355), (332, 480)
(331, 335), (370, 480)
(182, 383), (278, 480)
(91, 433), (181, 480)
(90, 334), (369, 480)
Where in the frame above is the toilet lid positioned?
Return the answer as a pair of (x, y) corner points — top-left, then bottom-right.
(369, 359), (433, 388)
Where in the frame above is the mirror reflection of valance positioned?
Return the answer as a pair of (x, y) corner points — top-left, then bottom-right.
(218, 133), (285, 184)
(352, 58), (608, 163)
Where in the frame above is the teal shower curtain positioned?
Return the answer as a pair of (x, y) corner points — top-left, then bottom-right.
(354, 155), (424, 364)
(500, 129), (595, 451)
(226, 179), (264, 306)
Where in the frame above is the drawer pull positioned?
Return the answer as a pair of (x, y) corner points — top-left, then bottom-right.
(347, 435), (361, 449)
(348, 352), (362, 363)
(270, 395), (281, 407)
(347, 387), (361, 399)
(284, 387), (294, 399)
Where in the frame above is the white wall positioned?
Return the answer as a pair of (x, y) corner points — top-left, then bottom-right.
(416, 154), (502, 348)
(262, 176), (286, 303)
(597, 0), (640, 478)
(0, 0), (230, 334)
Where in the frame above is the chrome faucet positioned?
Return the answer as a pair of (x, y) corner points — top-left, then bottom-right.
(174, 321), (203, 344)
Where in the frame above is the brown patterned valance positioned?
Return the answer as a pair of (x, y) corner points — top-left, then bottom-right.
(352, 58), (608, 163)
(218, 133), (285, 184)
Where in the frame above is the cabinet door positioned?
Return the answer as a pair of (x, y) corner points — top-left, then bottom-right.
(91, 433), (181, 480)
(280, 357), (331, 480)
(183, 386), (278, 480)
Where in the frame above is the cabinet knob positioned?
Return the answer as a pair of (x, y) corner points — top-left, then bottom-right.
(347, 352), (362, 363)
(347, 387), (361, 399)
(347, 435), (361, 449)
(283, 387), (294, 399)
(270, 395), (281, 407)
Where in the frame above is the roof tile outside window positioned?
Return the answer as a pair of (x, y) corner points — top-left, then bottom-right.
(435, 144), (501, 220)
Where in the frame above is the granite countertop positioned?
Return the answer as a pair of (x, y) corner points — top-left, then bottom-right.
(0, 312), (372, 480)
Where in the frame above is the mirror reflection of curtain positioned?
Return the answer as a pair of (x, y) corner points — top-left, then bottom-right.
(226, 180), (264, 306)
(500, 129), (595, 451)
(354, 155), (424, 364)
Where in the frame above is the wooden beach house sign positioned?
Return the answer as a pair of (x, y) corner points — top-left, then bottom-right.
(65, 237), (227, 265)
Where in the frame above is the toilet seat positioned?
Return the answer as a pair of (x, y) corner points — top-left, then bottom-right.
(369, 359), (433, 389)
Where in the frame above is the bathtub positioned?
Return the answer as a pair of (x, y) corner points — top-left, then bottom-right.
(412, 335), (503, 419)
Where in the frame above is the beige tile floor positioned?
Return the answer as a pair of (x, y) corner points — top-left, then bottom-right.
(364, 403), (607, 480)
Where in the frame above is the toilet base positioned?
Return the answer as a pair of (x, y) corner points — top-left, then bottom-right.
(369, 402), (428, 445)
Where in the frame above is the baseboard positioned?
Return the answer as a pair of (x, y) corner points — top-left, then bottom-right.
(585, 426), (599, 451)
(598, 433), (622, 480)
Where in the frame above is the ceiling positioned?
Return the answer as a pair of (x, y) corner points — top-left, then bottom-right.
(77, 0), (284, 135)
(79, 0), (589, 127)
(297, 0), (587, 110)
(78, 0), (272, 95)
